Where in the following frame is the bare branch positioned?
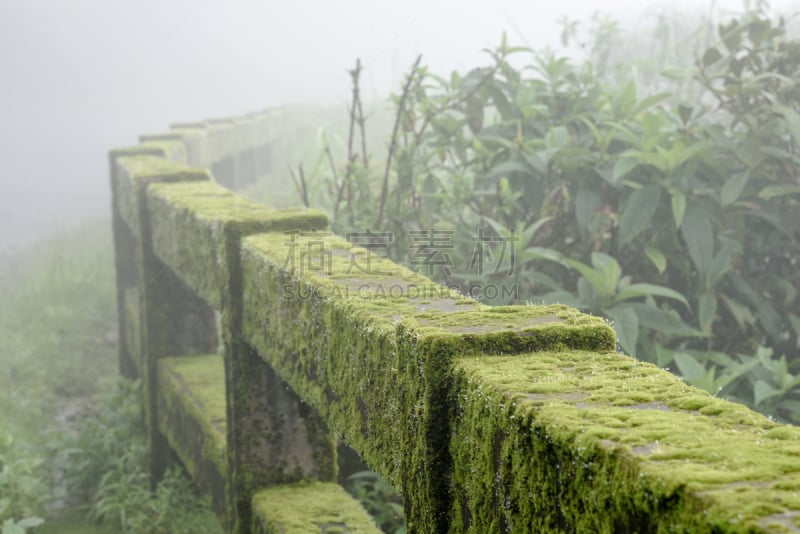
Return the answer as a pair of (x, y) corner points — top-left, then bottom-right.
(376, 54), (423, 228)
(288, 164), (309, 208)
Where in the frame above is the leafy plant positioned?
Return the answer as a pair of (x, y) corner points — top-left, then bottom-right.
(1, 516), (44, 534)
(296, 4), (800, 424)
(0, 434), (47, 532)
(345, 470), (405, 534)
(54, 379), (222, 534)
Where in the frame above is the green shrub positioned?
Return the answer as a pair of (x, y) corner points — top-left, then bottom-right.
(54, 378), (222, 534)
(0, 433), (47, 531)
(0, 223), (117, 531)
(345, 471), (405, 534)
(303, 6), (800, 422)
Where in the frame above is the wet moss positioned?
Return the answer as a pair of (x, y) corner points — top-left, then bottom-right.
(238, 231), (616, 531)
(113, 155), (210, 233)
(251, 482), (380, 533)
(156, 354), (228, 518)
(110, 139), (186, 163)
(450, 351), (800, 532)
(241, 231), (615, 354)
(146, 180), (327, 308)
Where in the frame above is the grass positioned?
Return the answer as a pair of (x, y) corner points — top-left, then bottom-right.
(0, 216), (395, 533)
(0, 221), (222, 533)
(0, 221), (117, 531)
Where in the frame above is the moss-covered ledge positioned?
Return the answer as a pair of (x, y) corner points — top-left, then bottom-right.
(146, 180), (327, 309)
(450, 350), (800, 533)
(238, 230), (616, 531)
(157, 354), (228, 519)
(251, 482), (380, 533)
(112, 154), (209, 235)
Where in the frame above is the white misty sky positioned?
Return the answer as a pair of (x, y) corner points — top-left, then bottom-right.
(0, 0), (798, 250)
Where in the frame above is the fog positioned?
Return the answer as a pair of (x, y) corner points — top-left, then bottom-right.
(1, 0), (798, 253)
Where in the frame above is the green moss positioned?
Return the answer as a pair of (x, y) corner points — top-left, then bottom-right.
(171, 121), (208, 129)
(111, 140), (187, 164)
(148, 181), (327, 228)
(113, 155), (210, 233)
(449, 351), (800, 532)
(117, 154), (207, 180)
(238, 231), (617, 531)
(251, 482), (380, 533)
(146, 180), (327, 309)
(139, 132), (185, 143)
(110, 143), (169, 159)
(159, 354), (227, 437)
(156, 354), (228, 519)
(241, 231), (615, 354)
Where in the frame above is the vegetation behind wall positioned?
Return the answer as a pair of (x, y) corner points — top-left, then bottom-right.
(301, 5), (800, 424)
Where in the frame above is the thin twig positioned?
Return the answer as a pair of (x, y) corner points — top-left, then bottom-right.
(326, 144), (345, 221)
(288, 164), (309, 208)
(346, 59), (364, 225)
(357, 96), (369, 168)
(297, 163), (309, 207)
(377, 54), (423, 228)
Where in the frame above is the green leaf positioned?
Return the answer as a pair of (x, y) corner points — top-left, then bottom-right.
(577, 276), (596, 305)
(563, 258), (611, 299)
(612, 157), (638, 182)
(702, 47), (723, 67)
(706, 243), (735, 289)
(789, 314), (800, 349)
(3, 524), (25, 534)
(758, 185), (800, 199)
(645, 246), (667, 274)
(15, 518), (44, 528)
(522, 151), (547, 174)
(633, 92), (670, 115)
(485, 160), (532, 180)
(677, 104), (693, 125)
(480, 134), (516, 150)
(592, 252), (622, 297)
(661, 68), (692, 80)
(730, 274), (784, 341)
(698, 292), (717, 333)
(753, 380), (782, 406)
(487, 82), (517, 120)
(680, 201), (713, 273)
(522, 246), (562, 263)
(519, 217), (554, 246)
(720, 173), (749, 206)
(718, 293), (754, 330)
(545, 126), (571, 152)
(617, 81), (637, 118)
(619, 184), (661, 244)
(670, 191), (686, 227)
(607, 305), (639, 356)
(615, 283), (689, 308)
(674, 352), (706, 382)
(655, 343), (675, 368)
(575, 189), (602, 233)
(626, 303), (704, 337)
(774, 104), (800, 148)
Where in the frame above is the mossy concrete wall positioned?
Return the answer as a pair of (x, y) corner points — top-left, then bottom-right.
(110, 108), (800, 533)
